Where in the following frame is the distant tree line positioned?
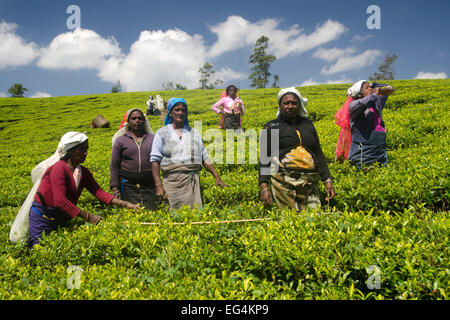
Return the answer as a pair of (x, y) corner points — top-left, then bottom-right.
(6, 48), (397, 97)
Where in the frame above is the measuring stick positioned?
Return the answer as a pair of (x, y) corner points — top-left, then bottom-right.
(140, 217), (273, 226)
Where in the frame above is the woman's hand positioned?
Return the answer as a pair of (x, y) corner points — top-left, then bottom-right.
(371, 87), (381, 95)
(324, 180), (335, 201)
(215, 177), (228, 187)
(88, 213), (103, 225)
(203, 160), (227, 188)
(122, 201), (140, 212)
(80, 210), (102, 225)
(110, 198), (140, 212)
(260, 184), (273, 206)
(155, 184), (167, 200)
(112, 187), (121, 200)
(151, 161), (166, 202)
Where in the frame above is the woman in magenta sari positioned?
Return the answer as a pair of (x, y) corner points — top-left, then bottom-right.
(345, 80), (395, 168)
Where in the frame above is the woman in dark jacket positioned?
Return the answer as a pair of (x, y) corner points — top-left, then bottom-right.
(259, 87), (334, 211)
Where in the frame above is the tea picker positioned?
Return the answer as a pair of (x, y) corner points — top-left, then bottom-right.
(10, 131), (140, 246)
(146, 94), (165, 116)
(346, 80), (395, 169)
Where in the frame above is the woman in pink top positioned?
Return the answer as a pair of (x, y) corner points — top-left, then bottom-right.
(211, 85), (245, 130)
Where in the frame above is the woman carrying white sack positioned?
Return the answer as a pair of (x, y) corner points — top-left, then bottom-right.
(10, 131), (139, 247)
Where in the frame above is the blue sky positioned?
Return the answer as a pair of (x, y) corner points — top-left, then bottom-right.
(0, 0), (449, 97)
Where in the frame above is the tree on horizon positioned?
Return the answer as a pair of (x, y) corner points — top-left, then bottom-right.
(248, 35), (276, 89)
(8, 83), (28, 97)
(198, 62), (223, 89)
(369, 54), (398, 81)
(111, 80), (122, 93)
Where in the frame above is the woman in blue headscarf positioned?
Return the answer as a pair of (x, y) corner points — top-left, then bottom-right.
(150, 98), (227, 209)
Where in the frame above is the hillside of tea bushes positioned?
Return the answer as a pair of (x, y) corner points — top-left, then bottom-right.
(0, 79), (448, 299)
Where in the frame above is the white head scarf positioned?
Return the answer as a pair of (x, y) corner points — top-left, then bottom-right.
(31, 131), (88, 183)
(277, 87), (308, 118)
(111, 108), (153, 146)
(10, 131), (88, 244)
(58, 132), (89, 158)
(347, 80), (367, 97)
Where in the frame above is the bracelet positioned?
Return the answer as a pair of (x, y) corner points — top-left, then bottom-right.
(260, 187), (269, 194)
(85, 212), (90, 221)
(112, 190), (120, 195)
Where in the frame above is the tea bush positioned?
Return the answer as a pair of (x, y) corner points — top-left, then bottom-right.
(0, 79), (448, 299)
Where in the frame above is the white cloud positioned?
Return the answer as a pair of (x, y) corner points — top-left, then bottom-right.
(35, 27), (208, 91)
(31, 16), (349, 91)
(37, 28), (122, 70)
(299, 78), (320, 86)
(300, 76), (351, 86)
(214, 67), (247, 84)
(414, 71), (447, 79)
(97, 29), (207, 91)
(97, 17), (346, 91)
(0, 92), (8, 97)
(320, 49), (382, 75)
(207, 16), (250, 58)
(350, 34), (375, 42)
(0, 20), (39, 69)
(287, 20), (348, 58)
(208, 16), (347, 59)
(313, 47), (357, 62)
(30, 91), (52, 98)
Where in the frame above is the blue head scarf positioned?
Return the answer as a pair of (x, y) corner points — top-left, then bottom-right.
(164, 98), (189, 127)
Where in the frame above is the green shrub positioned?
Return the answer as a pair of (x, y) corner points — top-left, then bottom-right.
(0, 79), (448, 299)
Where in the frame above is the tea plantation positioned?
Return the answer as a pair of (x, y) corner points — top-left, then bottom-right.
(0, 79), (448, 300)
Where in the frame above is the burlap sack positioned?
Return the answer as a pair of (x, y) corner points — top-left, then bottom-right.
(91, 114), (110, 128)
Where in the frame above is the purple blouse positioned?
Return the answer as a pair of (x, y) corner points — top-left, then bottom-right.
(110, 132), (154, 189)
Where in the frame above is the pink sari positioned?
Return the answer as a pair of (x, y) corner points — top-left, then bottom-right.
(335, 96), (353, 161)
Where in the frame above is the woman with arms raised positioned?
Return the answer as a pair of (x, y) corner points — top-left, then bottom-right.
(347, 80), (395, 169)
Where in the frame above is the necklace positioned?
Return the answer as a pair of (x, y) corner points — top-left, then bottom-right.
(130, 131), (144, 145)
(174, 128), (183, 139)
(172, 123), (184, 139)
